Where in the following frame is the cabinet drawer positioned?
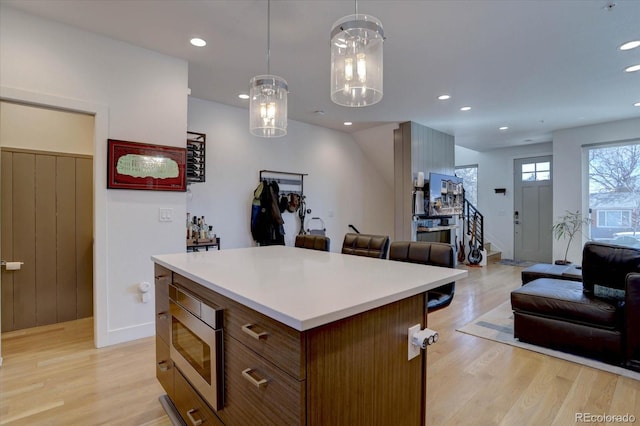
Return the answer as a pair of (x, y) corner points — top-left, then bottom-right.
(174, 368), (224, 426)
(225, 301), (304, 380)
(155, 264), (171, 344)
(173, 272), (305, 380)
(219, 336), (305, 426)
(155, 337), (174, 399)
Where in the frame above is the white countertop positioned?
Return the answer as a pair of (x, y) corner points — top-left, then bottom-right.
(152, 246), (467, 331)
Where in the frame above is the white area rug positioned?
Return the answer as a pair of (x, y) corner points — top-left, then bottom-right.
(457, 301), (640, 381)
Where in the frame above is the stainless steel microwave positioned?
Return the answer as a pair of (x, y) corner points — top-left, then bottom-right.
(169, 284), (224, 410)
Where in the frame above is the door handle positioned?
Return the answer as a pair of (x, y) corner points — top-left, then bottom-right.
(1, 261), (24, 270)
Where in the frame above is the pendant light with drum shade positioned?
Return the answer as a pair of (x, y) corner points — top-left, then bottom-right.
(249, 0), (288, 137)
(330, 0), (385, 107)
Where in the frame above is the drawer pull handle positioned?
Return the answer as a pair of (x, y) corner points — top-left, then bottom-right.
(157, 312), (168, 320)
(158, 360), (170, 372)
(242, 323), (268, 340)
(186, 408), (203, 426)
(155, 274), (169, 280)
(242, 368), (268, 388)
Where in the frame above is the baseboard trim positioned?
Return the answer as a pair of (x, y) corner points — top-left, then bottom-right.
(159, 395), (185, 426)
(104, 321), (155, 347)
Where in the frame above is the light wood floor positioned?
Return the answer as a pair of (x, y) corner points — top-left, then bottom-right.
(1, 262), (638, 425)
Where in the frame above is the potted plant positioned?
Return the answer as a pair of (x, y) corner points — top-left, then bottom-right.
(552, 210), (590, 265)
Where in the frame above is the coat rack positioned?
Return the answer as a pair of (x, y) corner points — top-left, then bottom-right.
(259, 169), (307, 195)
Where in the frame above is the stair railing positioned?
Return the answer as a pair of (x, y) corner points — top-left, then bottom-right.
(464, 199), (484, 251)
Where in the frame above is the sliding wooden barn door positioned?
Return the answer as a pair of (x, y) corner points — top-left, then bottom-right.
(1, 148), (93, 332)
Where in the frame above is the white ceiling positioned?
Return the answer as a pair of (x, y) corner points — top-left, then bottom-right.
(2, 0), (639, 151)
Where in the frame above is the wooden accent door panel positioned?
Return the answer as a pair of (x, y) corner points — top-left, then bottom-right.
(1, 149), (93, 332)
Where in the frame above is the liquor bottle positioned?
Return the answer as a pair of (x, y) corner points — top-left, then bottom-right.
(200, 216), (207, 239)
(192, 216), (200, 241)
(186, 213), (191, 239)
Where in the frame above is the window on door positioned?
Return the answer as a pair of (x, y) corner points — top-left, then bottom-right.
(588, 141), (640, 248)
(521, 161), (551, 181)
(455, 165), (478, 207)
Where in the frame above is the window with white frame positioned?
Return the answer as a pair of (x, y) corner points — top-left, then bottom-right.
(588, 141), (640, 244)
(596, 210), (632, 228)
(521, 161), (551, 181)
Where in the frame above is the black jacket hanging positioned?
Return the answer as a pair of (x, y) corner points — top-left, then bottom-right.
(251, 180), (285, 246)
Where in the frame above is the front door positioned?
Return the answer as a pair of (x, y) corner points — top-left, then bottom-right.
(513, 156), (553, 262)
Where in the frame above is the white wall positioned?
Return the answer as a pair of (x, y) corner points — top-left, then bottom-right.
(352, 123), (397, 189)
(1, 6), (188, 347)
(553, 117), (640, 263)
(455, 142), (553, 259)
(187, 98), (394, 251)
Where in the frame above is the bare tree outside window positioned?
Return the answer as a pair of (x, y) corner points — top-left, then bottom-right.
(588, 142), (640, 247)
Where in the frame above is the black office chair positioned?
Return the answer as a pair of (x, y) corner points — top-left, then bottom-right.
(294, 234), (330, 251)
(388, 241), (456, 312)
(341, 233), (390, 259)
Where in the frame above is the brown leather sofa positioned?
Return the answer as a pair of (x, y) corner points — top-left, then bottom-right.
(389, 241), (456, 311)
(341, 233), (390, 259)
(511, 242), (640, 370)
(294, 234), (330, 251)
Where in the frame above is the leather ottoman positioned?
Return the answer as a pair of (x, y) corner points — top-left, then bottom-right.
(521, 263), (583, 285)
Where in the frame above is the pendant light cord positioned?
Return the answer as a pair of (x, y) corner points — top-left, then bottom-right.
(267, 0), (271, 75)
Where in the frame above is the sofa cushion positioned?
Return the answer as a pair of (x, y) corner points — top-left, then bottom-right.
(511, 278), (621, 329)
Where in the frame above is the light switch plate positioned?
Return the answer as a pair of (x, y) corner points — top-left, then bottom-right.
(159, 208), (173, 222)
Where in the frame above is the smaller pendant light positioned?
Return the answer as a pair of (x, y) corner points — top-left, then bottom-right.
(330, 0), (384, 107)
(250, 0), (288, 137)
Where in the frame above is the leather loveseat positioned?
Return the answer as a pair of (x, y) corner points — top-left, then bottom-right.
(389, 241), (456, 311)
(511, 242), (640, 370)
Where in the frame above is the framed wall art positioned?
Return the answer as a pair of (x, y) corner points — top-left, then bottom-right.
(107, 139), (186, 191)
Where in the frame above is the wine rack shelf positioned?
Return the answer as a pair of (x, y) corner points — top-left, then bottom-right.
(187, 131), (206, 183)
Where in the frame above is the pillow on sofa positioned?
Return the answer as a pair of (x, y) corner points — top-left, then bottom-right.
(594, 284), (625, 301)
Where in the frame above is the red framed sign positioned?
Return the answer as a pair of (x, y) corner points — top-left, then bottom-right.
(107, 139), (187, 191)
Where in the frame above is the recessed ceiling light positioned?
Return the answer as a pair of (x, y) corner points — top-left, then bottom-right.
(634, 102), (640, 107)
(344, 122), (353, 126)
(238, 93), (250, 100)
(619, 40), (640, 51)
(437, 94), (451, 100)
(460, 106), (471, 111)
(624, 64), (640, 73)
(190, 38), (207, 47)
(499, 126), (509, 131)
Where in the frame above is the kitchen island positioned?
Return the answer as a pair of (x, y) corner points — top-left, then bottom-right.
(152, 246), (467, 425)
